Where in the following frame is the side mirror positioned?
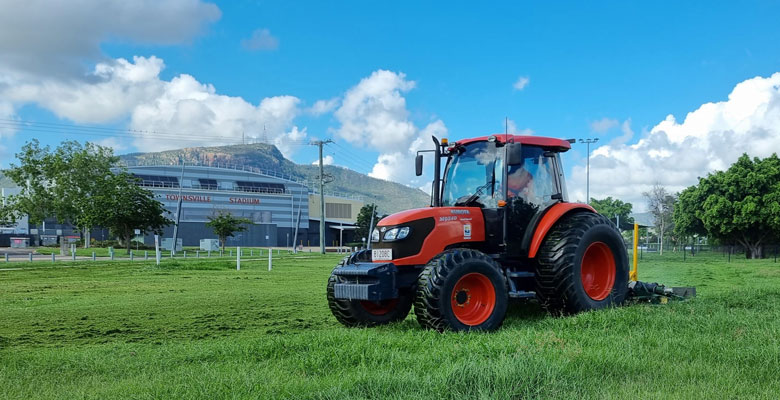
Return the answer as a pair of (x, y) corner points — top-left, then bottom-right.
(506, 143), (523, 165)
(415, 154), (423, 176)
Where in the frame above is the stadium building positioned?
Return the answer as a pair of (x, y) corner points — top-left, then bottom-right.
(123, 161), (366, 248)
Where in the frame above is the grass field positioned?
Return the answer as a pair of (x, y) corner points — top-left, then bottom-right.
(1, 251), (779, 399)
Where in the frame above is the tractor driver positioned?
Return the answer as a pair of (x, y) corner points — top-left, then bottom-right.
(507, 165), (532, 198)
(507, 164), (539, 204)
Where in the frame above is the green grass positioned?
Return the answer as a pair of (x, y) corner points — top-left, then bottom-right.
(1, 252), (779, 399)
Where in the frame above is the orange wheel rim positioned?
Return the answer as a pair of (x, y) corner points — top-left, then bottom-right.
(580, 241), (616, 300)
(360, 299), (398, 316)
(451, 272), (495, 326)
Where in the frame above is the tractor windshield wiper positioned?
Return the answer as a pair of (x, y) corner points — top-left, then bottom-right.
(455, 166), (496, 207)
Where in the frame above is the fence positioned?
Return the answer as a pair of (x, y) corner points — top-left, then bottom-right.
(625, 241), (780, 263)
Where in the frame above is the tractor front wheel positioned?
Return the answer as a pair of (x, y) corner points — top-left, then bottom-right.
(327, 250), (413, 327)
(414, 249), (508, 332)
(535, 212), (629, 314)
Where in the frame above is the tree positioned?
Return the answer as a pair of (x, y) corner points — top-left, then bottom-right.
(99, 173), (172, 254)
(4, 140), (120, 247)
(674, 154), (780, 259)
(57, 141), (120, 247)
(643, 184), (676, 255)
(590, 196), (634, 229)
(206, 211), (253, 251)
(3, 140), (61, 225)
(354, 203), (378, 244)
(673, 185), (708, 244)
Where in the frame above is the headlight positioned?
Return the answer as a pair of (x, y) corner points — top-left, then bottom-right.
(383, 226), (411, 241)
(371, 228), (380, 242)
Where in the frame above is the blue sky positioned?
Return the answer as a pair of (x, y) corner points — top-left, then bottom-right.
(2, 1), (780, 209)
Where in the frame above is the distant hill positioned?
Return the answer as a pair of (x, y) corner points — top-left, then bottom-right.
(119, 143), (430, 214)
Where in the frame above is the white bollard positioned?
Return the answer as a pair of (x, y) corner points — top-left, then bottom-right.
(145, 251), (148, 260)
(251, 249), (254, 257)
(52, 253), (55, 263)
(4, 253), (7, 262)
(92, 252), (96, 261)
(183, 251), (187, 258)
(237, 246), (241, 271)
(130, 251), (134, 261)
(268, 248), (272, 271)
(72, 251), (76, 261)
(29, 253), (33, 262)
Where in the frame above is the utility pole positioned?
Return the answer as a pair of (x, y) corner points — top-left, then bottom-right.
(311, 139), (333, 254)
(366, 204), (377, 250)
(171, 159), (185, 256)
(579, 138), (599, 204)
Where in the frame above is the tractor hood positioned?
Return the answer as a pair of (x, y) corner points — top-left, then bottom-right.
(372, 207), (485, 266)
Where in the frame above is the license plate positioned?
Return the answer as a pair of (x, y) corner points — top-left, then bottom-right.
(372, 248), (392, 261)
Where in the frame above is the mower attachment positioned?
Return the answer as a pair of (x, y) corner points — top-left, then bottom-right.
(627, 281), (696, 304)
(332, 262), (398, 301)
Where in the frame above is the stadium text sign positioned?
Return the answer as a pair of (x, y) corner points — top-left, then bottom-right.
(165, 194), (212, 203)
(229, 197), (261, 205)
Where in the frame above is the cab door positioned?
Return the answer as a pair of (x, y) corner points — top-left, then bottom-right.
(504, 145), (562, 256)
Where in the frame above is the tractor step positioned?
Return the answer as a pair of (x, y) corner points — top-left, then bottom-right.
(508, 290), (536, 299)
(507, 271), (534, 278)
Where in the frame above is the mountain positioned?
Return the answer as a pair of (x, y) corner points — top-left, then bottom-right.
(119, 143), (430, 214)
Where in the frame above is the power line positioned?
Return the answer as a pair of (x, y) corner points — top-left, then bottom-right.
(0, 118), (311, 146)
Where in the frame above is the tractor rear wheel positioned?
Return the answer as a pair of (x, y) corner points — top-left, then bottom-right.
(327, 250), (413, 327)
(535, 212), (629, 314)
(414, 249), (508, 332)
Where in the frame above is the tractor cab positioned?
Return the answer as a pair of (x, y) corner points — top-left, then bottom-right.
(426, 134), (570, 256)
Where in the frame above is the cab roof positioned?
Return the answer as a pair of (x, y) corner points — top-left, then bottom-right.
(454, 134), (572, 152)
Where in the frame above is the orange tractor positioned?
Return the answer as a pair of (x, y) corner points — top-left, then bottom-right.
(327, 134), (629, 331)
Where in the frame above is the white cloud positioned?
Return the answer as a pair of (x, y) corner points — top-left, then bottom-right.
(513, 76), (530, 91)
(308, 98), (340, 116)
(609, 118), (635, 145)
(0, 101), (16, 137)
(1, 55), (304, 154)
(241, 28), (279, 51)
(334, 70), (418, 153)
(312, 154), (334, 166)
(505, 118), (534, 135)
(0, 0), (220, 78)
(330, 70), (449, 186)
(92, 137), (129, 153)
(273, 126), (308, 158)
(4, 56), (167, 124)
(590, 117), (619, 133)
(568, 73), (780, 210)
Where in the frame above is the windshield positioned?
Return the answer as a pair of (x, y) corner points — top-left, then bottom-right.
(441, 141), (504, 207)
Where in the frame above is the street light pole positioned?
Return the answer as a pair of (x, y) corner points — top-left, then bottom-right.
(579, 138), (599, 204)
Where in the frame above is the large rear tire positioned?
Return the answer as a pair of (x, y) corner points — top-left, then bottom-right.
(414, 249), (508, 332)
(535, 212), (629, 314)
(327, 250), (413, 327)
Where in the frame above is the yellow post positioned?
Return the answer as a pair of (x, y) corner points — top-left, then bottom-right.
(631, 223), (638, 281)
